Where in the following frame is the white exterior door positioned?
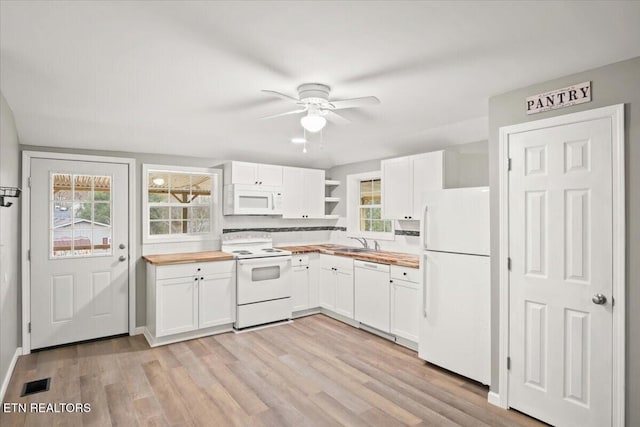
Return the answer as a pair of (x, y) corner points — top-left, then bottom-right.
(30, 158), (129, 349)
(508, 117), (613, 427)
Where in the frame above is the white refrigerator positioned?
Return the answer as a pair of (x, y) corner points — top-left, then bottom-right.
(419, 187), (490, 385)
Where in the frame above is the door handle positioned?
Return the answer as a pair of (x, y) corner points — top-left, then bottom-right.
(422, 255), (427, 317)
(592, 293), (607, 305)
(118, 255), (127, 262)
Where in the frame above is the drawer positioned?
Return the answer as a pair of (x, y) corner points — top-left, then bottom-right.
(390, 265), (420, 283)
(320, 254), (353, 272)
(292, 255), (309, 266)
(156, 260), (235, 280)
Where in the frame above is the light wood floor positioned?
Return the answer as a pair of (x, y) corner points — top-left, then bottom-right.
(1, 314), (544, 426)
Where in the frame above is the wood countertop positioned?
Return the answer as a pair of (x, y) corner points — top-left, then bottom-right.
(276, 244), (420, 269)
(143, 251), (235, 265)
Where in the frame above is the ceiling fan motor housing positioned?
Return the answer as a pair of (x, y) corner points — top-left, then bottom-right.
(297, 83), (331, 105)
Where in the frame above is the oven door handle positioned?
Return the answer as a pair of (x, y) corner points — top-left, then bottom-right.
(238, 257), (292, 267)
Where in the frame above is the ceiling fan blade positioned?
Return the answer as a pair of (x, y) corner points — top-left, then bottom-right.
(330, 96), (381, 110)
(261, 90), (301, 103)
(324, 110), (352, 125)
(260, 107), (308, 120)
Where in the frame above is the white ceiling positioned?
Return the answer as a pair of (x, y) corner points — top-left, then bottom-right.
(1, 1), (639, 168)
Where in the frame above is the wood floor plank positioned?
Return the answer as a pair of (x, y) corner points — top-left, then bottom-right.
(105, 382), (139, 426)
(132, 395), (169, 426)
(2, 314), (545, 427)
(141, 361), (193, 426)
(202, 355), (269, 416)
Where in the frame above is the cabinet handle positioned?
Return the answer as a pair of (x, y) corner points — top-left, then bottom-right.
(200, 277), (204, 280)
(194, 277), (198, 281)
(306, 266), (309, 270)
(390, 279), (393, 283)
(197, 268), (201, 271)
(403, 272), (407, 276)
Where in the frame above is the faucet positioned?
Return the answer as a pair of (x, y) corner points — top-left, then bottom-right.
(373, 240), (380, 251)
(349, 237), (369, 248)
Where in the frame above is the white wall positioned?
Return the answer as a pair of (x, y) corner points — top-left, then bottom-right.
(0, 92), (21, 396)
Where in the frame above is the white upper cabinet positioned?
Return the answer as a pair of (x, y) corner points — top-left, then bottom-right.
(381, 151), (443, 220)
(411, 151), (445, 219)
(282, 167), (325, 218)
(381, 156), (413, 221)
(224, 161), (283, 186)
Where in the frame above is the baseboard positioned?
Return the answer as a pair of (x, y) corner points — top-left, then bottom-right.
(0, 347), (22, 402)
(488, 391), (505, 408)
(133, 326), (145, 336)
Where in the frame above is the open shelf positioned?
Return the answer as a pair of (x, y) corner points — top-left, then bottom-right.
(324, 214), (340, 219)
(324, 197), (340, 203)
(325, 179), (340, 186)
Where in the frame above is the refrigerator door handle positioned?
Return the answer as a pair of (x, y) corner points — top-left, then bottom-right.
(422, 206), (429, 251)
(423, 254), (428, 317)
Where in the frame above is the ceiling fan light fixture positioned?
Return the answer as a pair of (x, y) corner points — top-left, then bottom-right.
(300, 113), (326, 133)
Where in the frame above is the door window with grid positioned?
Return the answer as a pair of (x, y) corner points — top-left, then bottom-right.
(50, 173), (112, 258)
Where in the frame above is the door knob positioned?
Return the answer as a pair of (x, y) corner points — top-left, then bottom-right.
(118, 255), (127, 262)
(592, 293), (607, 305)
(119, 243), (126, 249)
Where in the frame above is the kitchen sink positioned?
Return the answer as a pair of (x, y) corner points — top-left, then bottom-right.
(335, 247), (373, 253)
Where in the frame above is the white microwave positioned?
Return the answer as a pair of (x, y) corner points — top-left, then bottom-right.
(224, 184), (284, 215)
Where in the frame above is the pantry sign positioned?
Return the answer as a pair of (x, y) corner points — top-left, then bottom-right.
(526, 81), (591, 115)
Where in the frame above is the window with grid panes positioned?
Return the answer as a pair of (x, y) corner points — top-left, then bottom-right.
(358, 178), (392, 234)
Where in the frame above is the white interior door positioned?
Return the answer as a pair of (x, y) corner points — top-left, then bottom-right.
(508, 117), (613, 427)
(30, 158), (129, 349)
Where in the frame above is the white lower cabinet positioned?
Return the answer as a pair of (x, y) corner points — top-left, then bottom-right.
(319, 254), (354, 318)
(198, 274), (235, 329)
(390, 265), (420, 342)
(291, 254), (320, 312)
(157, 277), (199, 336)
(147, 260), (236, 343)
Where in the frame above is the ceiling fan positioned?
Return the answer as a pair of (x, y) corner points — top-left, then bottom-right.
(261, 83), (380, 132)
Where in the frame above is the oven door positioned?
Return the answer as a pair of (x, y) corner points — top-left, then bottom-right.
(237, 256), (292, 304)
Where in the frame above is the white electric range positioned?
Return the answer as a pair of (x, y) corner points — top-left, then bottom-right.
(221, 233), (292, 329)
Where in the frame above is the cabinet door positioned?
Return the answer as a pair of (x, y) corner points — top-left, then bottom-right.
(199, 275), (235, 328)
(257, 164), (283, 186)
(157, 277), (198, 337)
(231, 162), (258, 184)
(391, 279), (420, 342)
(319, 267), (335, 310)
(382, 156), (412, 219)
(282, 167), (304, 218)
(308, 255), (320, 308)
(354, 268), (390, 332)
(291, 266), (310, 312)
(335, 270), (354, 319)
(305, 168), (326, 218)
(411, 151), (443, 219)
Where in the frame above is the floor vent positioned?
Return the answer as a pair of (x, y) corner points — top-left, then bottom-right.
(20, 378), (51, 397)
